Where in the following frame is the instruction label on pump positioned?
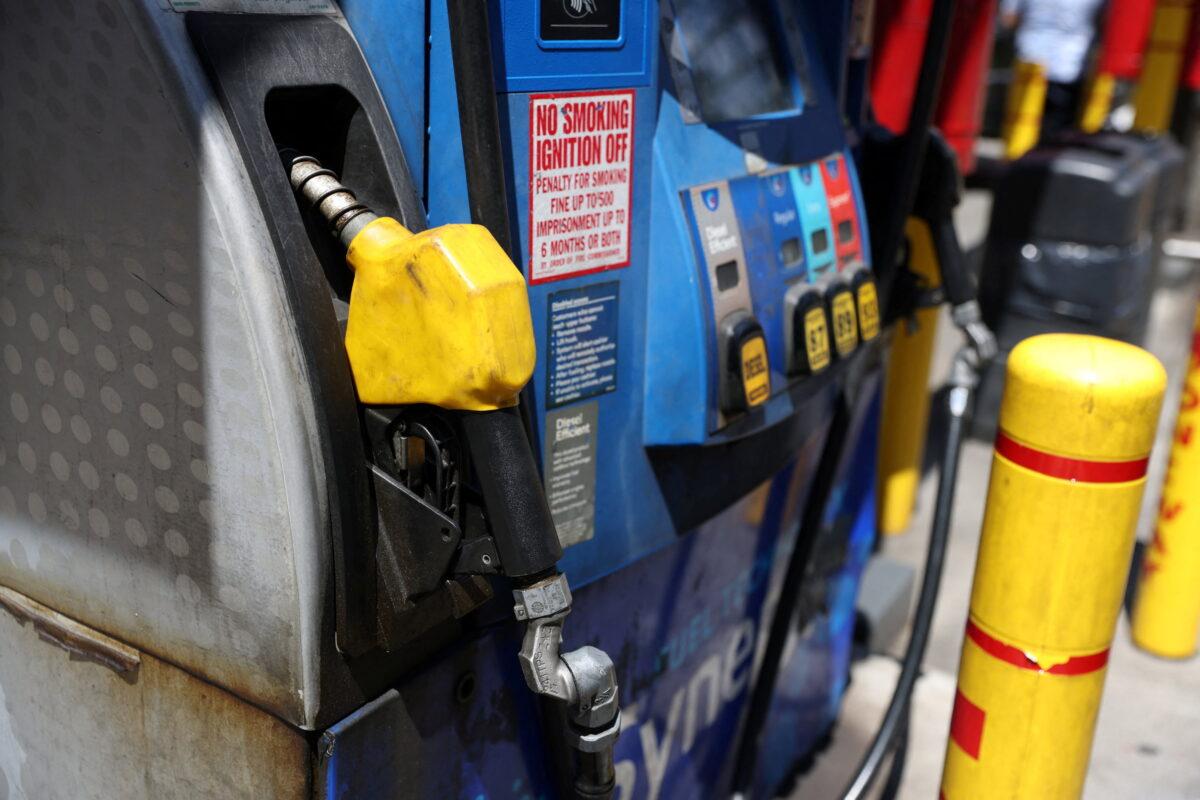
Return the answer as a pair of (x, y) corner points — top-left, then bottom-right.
(544, 402), (599, 547)
(547, 283), (620, 408)
(528, 90), (635, 284)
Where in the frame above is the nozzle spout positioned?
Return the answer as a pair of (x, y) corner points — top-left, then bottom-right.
(287, 154), (378, 248)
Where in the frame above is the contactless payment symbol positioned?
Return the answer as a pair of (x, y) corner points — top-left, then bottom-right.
(541, 0), (618, 41)
(702, 188), (720, 211)
(563, 0), (597, 18)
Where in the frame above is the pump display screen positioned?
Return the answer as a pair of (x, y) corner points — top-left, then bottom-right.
(674, 0), (795, 122)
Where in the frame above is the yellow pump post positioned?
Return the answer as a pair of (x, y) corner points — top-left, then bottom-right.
(1079, 71), (1117, 133)
(1002, 60), (1049, 160)
(940, 334), (1166, 800)
(1133, 305), (1200, 657)
(877, 219), (942, 535)
(1134, 0), (1194, 133)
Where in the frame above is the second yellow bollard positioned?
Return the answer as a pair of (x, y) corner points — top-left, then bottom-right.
(940, 334), (1166, 800)
(1002, 60), (1048, 160)
(1134, 0), (1194, 133)
(1079, 71), (1116, 133)
(877, 219), (942, 535)
(1133, 305), (1200, 658)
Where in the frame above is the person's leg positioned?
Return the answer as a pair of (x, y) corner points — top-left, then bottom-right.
(1041, 80), (1083, 142)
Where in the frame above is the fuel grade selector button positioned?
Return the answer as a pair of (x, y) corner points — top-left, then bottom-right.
(850, 267), (881, 342)
(720, 312), (771, 414)
(785, 282), (831, 376)
(825, 278), (860, 359)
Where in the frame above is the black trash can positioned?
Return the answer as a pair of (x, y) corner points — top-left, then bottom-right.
(973, 132), (1174, 438)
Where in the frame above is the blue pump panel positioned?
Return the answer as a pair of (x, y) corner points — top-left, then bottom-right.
(677, 157), (870, 434)
(491, 0), (655, 91)
(757, 171), (810, 279)
(341, 0), (883, 796)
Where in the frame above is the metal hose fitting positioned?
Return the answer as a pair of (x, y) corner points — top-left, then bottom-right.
(513, 573), (621, 798)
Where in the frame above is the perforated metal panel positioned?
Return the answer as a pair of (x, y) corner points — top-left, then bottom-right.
(0, 0), (336, 733)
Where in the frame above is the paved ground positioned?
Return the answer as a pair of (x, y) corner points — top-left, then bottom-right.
(789, 193), (1200, 798)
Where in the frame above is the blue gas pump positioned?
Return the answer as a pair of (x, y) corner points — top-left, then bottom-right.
(335, 1), (886, 796)
(0, 1), (972, 798)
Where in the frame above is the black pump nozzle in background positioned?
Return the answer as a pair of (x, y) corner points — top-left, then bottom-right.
(913, 131), (976, 309)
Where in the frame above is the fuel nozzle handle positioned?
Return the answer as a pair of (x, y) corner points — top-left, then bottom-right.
(289, 154), (620, 798)
(912, 132), (996, 368)
(912, 131), (976, 309)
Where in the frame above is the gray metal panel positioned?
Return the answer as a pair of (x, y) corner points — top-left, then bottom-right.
(0, 0), (334, 725)
(0, 588), (310, 800)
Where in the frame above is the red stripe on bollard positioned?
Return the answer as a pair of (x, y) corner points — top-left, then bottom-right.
(995, 431), (1149, 483)
(949, 689), (986, 760)
(966, 620), (1110, 675)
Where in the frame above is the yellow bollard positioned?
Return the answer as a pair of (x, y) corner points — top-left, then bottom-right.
(940, 334), (1166, 800)
(1133, 306), (1200, 657)
(877, 219), (942, 535)
(1079, 71), (1117, 133)
(1134, 0), (1194, 133)
(1002, 60), (1048, 160)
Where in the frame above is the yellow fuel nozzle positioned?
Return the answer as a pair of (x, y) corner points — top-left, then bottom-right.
(288, 156), (536, 411)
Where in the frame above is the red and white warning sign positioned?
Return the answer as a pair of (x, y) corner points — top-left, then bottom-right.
(528, 90), (635, 284)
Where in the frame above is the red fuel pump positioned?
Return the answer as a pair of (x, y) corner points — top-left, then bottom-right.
(1081, 0), (1156, 132)
(870, 0), (935, 136)
(1098, 0), (1159, 80)
(1184, 6), (1200, 91)
(934, 0), (998, 174)
(869, 0), (994, 175)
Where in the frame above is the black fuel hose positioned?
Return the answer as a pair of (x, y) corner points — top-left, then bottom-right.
(840, 373), (973, 800)
(729, 402), (854, 797)
(445, 0), (514, 256)
(878, 712), (909, 800)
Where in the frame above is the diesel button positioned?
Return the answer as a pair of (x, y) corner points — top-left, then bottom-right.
(720, 312), (771, 413)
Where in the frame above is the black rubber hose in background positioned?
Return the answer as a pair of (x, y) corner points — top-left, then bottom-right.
(879, 712), (910, 800)
(840, 379), (972, 800)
